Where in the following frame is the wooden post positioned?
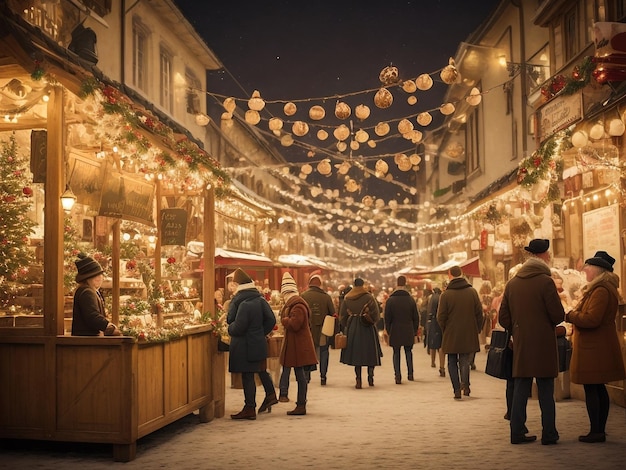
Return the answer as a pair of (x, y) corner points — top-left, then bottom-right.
(43, 85), (65, 336)
(203, 186), (215, 314)
(155, 179), (163, 326)
(111, 220), (121, 325)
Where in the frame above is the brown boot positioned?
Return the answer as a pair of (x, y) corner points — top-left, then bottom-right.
(355, 378), (362, 389)
(286, 404), (306, 416)
(230, 405), (256, 420)
(258, 393), (278, 413)
(439, 368), (446, 377)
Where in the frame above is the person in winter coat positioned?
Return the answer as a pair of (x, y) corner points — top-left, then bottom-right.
(72, 253), (121, 336)
(384, 275), (419, 384)
(301, 272), (336, 386)
(278, 272), (318, 416)
(227, 268), (278, 420)
(340, 277), (383, 388)
(566, 251), (626, 443)
(437, 266), (482, 400)
(499, 239), (565, 445)
(426, 287), (445, 377)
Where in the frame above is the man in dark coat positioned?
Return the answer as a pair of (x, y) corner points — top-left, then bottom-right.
(384, 275), (419, 383)
(499, 239), (565, 445)
(301, 272), (336, 385)
(437, 265), (482, 400)
(227, 268), (277, 420)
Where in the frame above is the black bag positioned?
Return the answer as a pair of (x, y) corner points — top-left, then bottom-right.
(557, 335), (572, 372)
(485, 330), (513, 379)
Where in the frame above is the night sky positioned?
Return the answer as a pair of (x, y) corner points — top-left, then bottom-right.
(172, 0), (502, 253)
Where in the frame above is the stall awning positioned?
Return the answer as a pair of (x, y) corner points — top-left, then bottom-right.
(414, 256), (481, 278)
(277, 254), (330, 269)
(215, 248), (275, 267)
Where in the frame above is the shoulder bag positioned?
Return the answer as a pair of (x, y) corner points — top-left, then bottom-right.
(485, 329), (513, 380)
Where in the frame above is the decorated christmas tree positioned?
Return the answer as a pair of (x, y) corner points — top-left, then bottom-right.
(0, 134), (37, 306)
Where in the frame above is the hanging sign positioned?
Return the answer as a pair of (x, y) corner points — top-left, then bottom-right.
(535, 92), (582, 144)
(160, 208), (187, 246)
(99, 167), (155, 225)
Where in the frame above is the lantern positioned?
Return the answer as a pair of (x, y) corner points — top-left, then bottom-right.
(571, 130), (588, 148)
(335, 101), (351, 119)
(244, 109), (260, 125)
(417, 112), (432, 126)
(375, 122), (390, 136)
(379, 65), (399, 85)
(333, 124), (350, 141)
(292, 121), (309, 136)
(283, 102), (297, 116)
(402, 80), (417, 93)
(248, 90), (265, 111)
(355, 104), (371, 120)
(374, 88), (393, 108)
(466, 87), (482, 106)
(309, 105), (325, 120)
(415, 73), (433, 90)
(440, 58), (459, 85)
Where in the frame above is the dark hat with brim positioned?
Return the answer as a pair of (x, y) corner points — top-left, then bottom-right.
(354, 278), (364, 287)
(524, 238), (550, 254)
(585, 251), (615, 272)
(75, 253), (104, 282)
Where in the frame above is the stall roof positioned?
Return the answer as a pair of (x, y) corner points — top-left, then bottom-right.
(277, 254), (328, 268)
(413, 256), (481, 278)
(215, 248), (275, 267)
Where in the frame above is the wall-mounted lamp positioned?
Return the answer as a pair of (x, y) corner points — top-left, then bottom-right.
(61, 184), (77, 212)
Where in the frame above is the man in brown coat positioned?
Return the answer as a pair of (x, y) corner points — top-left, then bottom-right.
(499, 239), (565, 445)
(437, 265), (482, 400)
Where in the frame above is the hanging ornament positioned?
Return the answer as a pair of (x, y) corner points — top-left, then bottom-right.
(407, 96), (418, 105)
(333, 124), (350, 141)
(22, 187), (33, 197)
(317, 129), (329, 140)
(398, 118), (414, 135)
(335, 101), (351, 119)
(355, 104), (371, 120)
(223, 97), (236, 113)
(609, 118), (625, 136)
(336, 161), (351, 174)
(589, 122), (605, 140)
(355, 129), (369, 143)
(440, 102), (456, 115)
(374, 122), (390, 136)
(317, 159), (332, 176)
(292, 121), (309, 136)
(362, 195), (374, 207)
(350, 140), (360, 150)
(247, 90), (265, 111)
(367, 140), (377, 148)
(309, 105), (326, 120)
(409, 153), (422, 165)
(379, 65), (399, 85)
(337, 141), (348, 152)
(283, 102), (297, 116)
(268, 117), (283, 132)
(396, 154), (412, 171)
(280, 134), (294, 146)
(401, 80), (417, 93)
(375, 159), (389, 176)
(466, 87), (482, 106)
(244, 109), (260, 125)
(417, 112), (433, 126)
(345, 178), (360, 192)
(374, 88), (393, 108)
(415, 74), (433, 90)
(301, 163), (313, 175)
(440, 58), (459, 85)
(405, 129), (423, 143)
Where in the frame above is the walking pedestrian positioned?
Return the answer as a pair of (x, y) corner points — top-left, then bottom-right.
(301, 272), (336, 386)
(278, 272), (318, 416)
(566, 250), (626, 443)
(340, 277), (383, 388)
(227, 268), (278, 420)
(437, 265), (482, 400)
(384, 275), (419, 384)
(426, 287), (445, 377)
(499, 239), (565, 445)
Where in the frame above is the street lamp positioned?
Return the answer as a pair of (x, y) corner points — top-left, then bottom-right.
(61, 184), (77, 212)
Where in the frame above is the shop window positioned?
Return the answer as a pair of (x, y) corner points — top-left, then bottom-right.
(159, 45), (173, 113)
(132, 19), (150, 92)
(186, 69), (201, 114)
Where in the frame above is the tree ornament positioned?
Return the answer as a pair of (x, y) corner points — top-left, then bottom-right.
(415, 74), (433, 90)
(22, 187), (32, 197)
(283, 102), (297, 116)
(401, 80), (417, 93)
(374, 122), (390, 136)
(417, 112), (432, 126)
(374, 88), (393, 108)
(309, 105), (325, 120)
(379, 65), (399, 85)
(247, 90), (265, 111)
(355, 104), (370, 120)
(223, 97), (236, 113)
(335, 101), (351, 119)
(292, 121), (309, 137)
(440, 58), (459, 85)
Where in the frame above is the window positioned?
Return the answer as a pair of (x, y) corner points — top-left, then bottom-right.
(159, 46), (173, 112)
(564, 6), (578, 62)
(132, 20), (149, 92)
(185, 69), (201, 114)
(466, 108), (481, 175)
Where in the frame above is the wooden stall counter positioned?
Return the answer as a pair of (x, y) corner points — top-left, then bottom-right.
(0, 325), (226, 462)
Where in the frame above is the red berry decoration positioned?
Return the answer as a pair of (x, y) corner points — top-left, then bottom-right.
(22, 187), (33, 196)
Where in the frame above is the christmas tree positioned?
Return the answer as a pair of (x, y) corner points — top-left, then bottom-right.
(0, 134), (37, 306)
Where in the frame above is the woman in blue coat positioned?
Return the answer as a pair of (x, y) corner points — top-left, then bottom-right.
(227, 268), (277, 420)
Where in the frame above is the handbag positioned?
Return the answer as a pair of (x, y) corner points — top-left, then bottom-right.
(267, 335), (283, 358)
(485, 329), (513, 379)
(359, 301), (376, 326)
(322, 315), (336, 337)
(334, 332), (347, 349)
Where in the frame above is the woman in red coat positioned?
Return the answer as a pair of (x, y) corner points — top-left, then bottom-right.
(279, 272), (318, 416)
(566, 251), (626, 443)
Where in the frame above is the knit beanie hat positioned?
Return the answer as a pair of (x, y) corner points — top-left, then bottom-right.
(75, 253), (104, 282)
(281, 272), (298, 295)
(232, 268), (253, 284)
(308, 272), (322, 286)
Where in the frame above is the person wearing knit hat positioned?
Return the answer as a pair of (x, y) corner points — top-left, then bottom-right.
(301, 271), (336, 386)
(278, 271), (318, 415)
(72, 253), (120, 336)
(227, 266), (278, 420)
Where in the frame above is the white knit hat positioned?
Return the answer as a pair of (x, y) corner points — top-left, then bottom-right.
(281, 272), (298, 295)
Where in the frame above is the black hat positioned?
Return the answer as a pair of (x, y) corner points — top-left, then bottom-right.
(75, 253), (104, 282)
(354, 278), (364, 287)
(231, 268), (253, 284)
(524, 238), (550, 254)
(585, 251), (615, 272)
(397, 275), (407, 286)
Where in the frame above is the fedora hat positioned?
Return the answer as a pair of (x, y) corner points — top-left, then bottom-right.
(524, 238), (549, 254)
(585, 251), (615, 272)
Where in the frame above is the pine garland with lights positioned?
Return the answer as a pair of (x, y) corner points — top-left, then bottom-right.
(0, 135), (37, 306)
(540, 56), (595, 100)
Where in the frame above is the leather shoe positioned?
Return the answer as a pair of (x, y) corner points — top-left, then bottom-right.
(511, 435), (537, 444)
(578, 432), (606, 443)
(541, 438), (558, 445)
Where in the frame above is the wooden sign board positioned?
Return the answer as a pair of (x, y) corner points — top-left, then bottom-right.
(160, 208), (187, 246)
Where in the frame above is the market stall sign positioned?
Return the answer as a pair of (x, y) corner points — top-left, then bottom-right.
(535, 92), (582, 144)
(160, 208), (187, 246)
(99, 169), (155, 225)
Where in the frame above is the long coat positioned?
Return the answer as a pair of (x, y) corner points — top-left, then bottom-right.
(300, 285), (335, 346)
(72, 285), (109, 336)
(339, 286), (383, 366)
(227, 287), (276, 373)
(279, 295), (318, 368)
(437, 277), (482, 354)
(426, 291), (443, 350)
(499, 258), (565, 378)
(568, 271), (626, 384)
(384, 288), (419, 347)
